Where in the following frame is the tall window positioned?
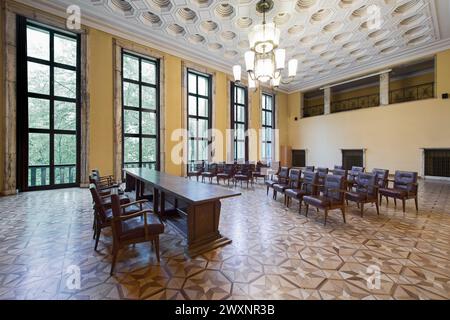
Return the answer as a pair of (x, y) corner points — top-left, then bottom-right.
(17, 18), (80, 191)
(122, 51), (160, 170)
(261, 93), (274, 162)
(187, 70), (212, 170)
(231, 83), (248, 162)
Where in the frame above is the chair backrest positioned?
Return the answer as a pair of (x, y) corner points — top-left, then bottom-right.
(333, 168), (348, 179)
(372, 168), (389, 188)
(302, 171), (318, 194)
(207, 163), (218, 173)
(278, 167), (290, 183)
(288, 168), (302, 188)
(334, 165), (344, 170)
(217, 163), (225, 173)
(89, 173), (99, 186)
(224, 164), (235, 174)
(324, 175), (345, 202)
(394, 171), (418, 193)
(240, 164), (255, 177)
(305, 166), (315, 172)
(356, 172), (377, 196)
(317, 167), (329, 178)
(110, 194), (124, 237)
(351, 166), (365, 173)
(89, 184), (108, 224)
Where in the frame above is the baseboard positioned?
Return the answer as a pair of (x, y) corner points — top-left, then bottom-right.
(423, 176), (450, 182)
(0, 189), (17, 197)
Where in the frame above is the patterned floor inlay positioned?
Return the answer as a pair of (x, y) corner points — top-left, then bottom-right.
(1, 180), (450, 300)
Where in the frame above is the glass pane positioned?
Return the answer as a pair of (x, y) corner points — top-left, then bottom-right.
(266, 143), (272, 160)
(188, 96), (197, 116)
(236, 123), (245, 140)
(54, 67), (76, 98)
(123, 54), (139, 81)
(237, 87), (245, 104)
(188, 118), (197, 138)
(237, 141), (244, 160)
(237, 106), (245, 122)
(199, 140), (208, 161)
(124, 137), (139, 163)
(27, 26), (50, 60)
(54, 134), (76, 165)
(54, 34), (77, 66)
(124, 110), (140, 134)
(198, 119), (208, 139)
(55, 166), (77, 185)
(28, 98), (50, 129)
(265, 128), (272, 142)
(189, 139), (196, 162)
(198, 98), (208, 117)
(265, 96), (273, 110)
(28, 62), (50, 95)
(29, 133), (50, 166)
(265, 111), (272, 126)
(28, 166), (50, 187)
(142, 86), (156, 109)
(142, 138), (156, 162)
(142, 112), (156, 135)
(54, 101), (76, 130)
(261, 142), (266, 159)
(188, 73), (197, 94)
(123, 82), (139, 107)
(198, 76), (208, 96)
(142, 60), (156, 84)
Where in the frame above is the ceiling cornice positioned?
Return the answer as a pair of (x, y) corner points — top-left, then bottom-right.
(12, 0), (450, 95)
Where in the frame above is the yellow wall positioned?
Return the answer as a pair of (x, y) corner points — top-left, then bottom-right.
(287, 49), (450, 174)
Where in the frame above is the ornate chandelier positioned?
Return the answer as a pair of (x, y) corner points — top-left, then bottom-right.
(233, 0), (298, 88)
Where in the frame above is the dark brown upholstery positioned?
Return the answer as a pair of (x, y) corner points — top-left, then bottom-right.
(303, 175), (346, 225)
(345, 173), (379, 217)
(265, 166), (289, 195)
(110, 194), (164, 275)
(347, 166), (365, 190)
(379, 171), (418, 212)
(317, 167), (329, 190)
(216, 164), (235, 186)
(201, 163), (218, 183)
(187, 162), (204, 181)
(234, 164), (255, 188)
(372, 168), (390, 204)
(285, 171), (319, 213)
(273, 168), (302, 201)
(305, 166), (315, 172)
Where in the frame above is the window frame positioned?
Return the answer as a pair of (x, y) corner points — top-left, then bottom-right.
(187, 69), (213, 171)
(121, 50), (161, 171)
(261, 93), (275, 162)
(230, 82), (249, 162)
(16, 17), (81, 191)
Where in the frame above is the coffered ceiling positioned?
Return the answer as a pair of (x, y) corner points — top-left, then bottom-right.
(19, 0), (450, 93)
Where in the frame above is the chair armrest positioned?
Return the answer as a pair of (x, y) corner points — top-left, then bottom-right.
(121, 199), (149, 212)
(325, 187), (347, 194)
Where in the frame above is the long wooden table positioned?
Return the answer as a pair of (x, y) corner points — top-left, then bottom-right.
(124, 168), (241, 256)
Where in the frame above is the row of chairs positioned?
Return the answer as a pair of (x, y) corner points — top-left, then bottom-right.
(88, 170), (164, 275)
(188, 162), (265, 188)
(266, 166), (419, 225)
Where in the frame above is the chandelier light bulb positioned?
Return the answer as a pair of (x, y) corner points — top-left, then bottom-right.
(233, 65), (242, 83)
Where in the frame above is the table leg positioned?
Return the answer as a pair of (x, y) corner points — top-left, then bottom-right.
(153, 187), (159, 215)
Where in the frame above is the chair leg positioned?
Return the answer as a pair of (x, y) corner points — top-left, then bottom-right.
(110, 245), (119, 276)
(415, 196), (418, 212)
(94, 227), (101, 251)
(299, 200), (302, 214)
(305, 204), (309, 217)
(273, 191), (277, 200)
(375, 201), (380, 215)
(284, 195), (288, 207)
(341, 207), (346, 223)
(360, 203), (364, 217)
(155, 236), (160, 262)
(266, 186), (270, 195)
(402, 198), (406, 213)
(394, 198), (397, 207)
(379, 194), (382, 205)
(324, 209), (328, 226)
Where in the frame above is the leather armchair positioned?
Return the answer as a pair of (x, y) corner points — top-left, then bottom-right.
(201, 163), (218, 183)
(305, 166), (315, 172)
(285, 171), (319, 213)
(265, 166), (289, 195)
(234, 164), (256, 188)
(317, 167), (329, 190)
(347, 166), (365, 190)
(372, 168), (389, 204)
(187, 162), (204, 181)
(216, 164), (236, 186)
(303, 175), (347, 225)
(345, 173), (380, 217)
(273, 168), (302, 201)
(379, 171), (418, 213)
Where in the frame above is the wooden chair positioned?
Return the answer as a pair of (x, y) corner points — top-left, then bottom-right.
(285, 171), (319, 213)
(347, 166), (365, 190)
(273, 168), (302, 201)
(317, 167), (329, 191)
(379, 171), (418, 213)
(303, 175), (347, 225)
(89, 184), (139, 251)
(265, 166), (289, 195)
(109, 194), (165, 275)
(187, 162), (204, 181)
(372, 168), (389, 204)
(333, 168), (348, 189)
(234, 164), (255, 188)
(304, 166), (315, 172)
(252, 161), (268, 183)
(89, 172), (121, 194)
(91, 169), (115, 188)
(216, 164), (235, 186)
(201, 163), (218, 183)
(345, 172), (380, 217)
